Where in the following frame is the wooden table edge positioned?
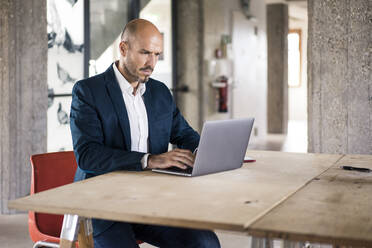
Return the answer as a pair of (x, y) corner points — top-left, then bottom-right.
(8, 200), (246, 233)
(245, 228), (372, 247)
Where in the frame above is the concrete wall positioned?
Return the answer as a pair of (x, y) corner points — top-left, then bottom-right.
(175, 0), (204, 131)
(202, 0), (267, 143)
(267, 4), (288, 134)
(90, 0), (128, 60)
(0, 0), (47, 213)
(308, 0), (372, 154)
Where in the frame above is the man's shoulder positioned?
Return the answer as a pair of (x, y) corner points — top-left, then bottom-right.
(75, 72), (105, 87)
(73, 70), (109, 94)
(147, 78), (170, 92)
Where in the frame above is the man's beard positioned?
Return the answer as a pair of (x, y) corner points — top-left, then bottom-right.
(138, 75), (150, 84)
(138, 66), (153, 83)
(124, 63), (152, 84)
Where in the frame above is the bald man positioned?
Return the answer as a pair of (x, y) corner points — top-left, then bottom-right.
(70, 19), (220, 248)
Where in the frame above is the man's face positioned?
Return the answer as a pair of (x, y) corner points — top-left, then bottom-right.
(120, 33), (163, 84)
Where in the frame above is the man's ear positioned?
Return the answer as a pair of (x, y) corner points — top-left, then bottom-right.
(119, 41), (128, 57)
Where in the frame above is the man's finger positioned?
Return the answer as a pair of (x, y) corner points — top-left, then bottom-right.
(171, 154), (194, 167)
(168, 160), (188, 169)
(172, 150), (195, 162)
(170, 151), (194, 165)
(173, 148), (193, 155)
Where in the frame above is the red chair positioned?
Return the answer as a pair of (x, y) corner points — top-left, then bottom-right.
(28, 151), (143, 247)
(29, 151), (78, 248)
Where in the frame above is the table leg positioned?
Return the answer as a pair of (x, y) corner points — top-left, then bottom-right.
(78, 218), (94, 248)
(60, 214), (79, 248)
(59, 215), (94, 248)
(251, 237), (274, 248)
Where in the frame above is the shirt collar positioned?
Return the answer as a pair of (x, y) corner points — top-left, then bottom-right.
(113, 62), (146, 96)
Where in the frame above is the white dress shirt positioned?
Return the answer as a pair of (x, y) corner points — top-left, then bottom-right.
(113, 63), (150, 169)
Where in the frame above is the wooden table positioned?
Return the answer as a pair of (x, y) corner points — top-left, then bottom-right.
(248, 153), (372, 247)
(8, 151), (372, 247)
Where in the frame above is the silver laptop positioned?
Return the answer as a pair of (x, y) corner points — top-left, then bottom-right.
(152, 118), (254, 177)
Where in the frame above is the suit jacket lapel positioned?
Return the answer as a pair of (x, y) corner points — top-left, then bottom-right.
(104, 65), (131, 150)
(143, 80), (154, 153)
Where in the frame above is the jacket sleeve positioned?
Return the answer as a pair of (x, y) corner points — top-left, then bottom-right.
(169, 97), (200, 151)
(70, 81), (145, 176)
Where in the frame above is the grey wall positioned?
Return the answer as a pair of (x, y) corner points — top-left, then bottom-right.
(90, 0), (128, 60)
(308, 0), (372, 154)
(202, 0), (268, 145)
(175, 0), (204, 131)
(267, 4), (288, 134)
(0, 0), (47, 213)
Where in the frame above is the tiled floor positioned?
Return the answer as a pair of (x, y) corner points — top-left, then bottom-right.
(1, 213), (258, 248)
(248, 121), (308, 153)
(0, 214), (34, 248)
(1, 121), (310, 248)
(0, 213), (254, 248)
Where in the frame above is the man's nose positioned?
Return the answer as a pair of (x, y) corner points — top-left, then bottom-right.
(146, 54), (157, 68)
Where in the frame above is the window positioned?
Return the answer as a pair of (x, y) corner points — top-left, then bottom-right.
(288, 29), (302, 87)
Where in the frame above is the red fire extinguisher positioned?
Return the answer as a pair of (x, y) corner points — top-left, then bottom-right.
(216, 75), (228, 112)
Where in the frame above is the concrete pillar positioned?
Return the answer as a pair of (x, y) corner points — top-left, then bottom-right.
(0, 0), (47, 213)
(308, 0), (371, 154)
(175, 0), (204, 131)
(267, 4), (288, 134)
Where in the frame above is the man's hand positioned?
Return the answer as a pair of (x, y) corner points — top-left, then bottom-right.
(147, 148), (195, 170)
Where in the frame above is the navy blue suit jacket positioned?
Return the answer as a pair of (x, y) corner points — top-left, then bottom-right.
(70, 64), (200, 235)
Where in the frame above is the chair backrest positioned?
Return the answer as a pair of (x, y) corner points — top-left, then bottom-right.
(30, 151), (77, 237)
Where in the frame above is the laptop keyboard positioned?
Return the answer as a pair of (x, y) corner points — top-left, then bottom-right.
(166, 166), (193, 174)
